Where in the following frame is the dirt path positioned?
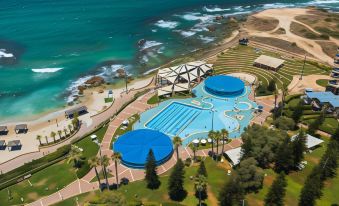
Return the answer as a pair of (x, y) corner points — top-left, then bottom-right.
(246, 8), (338, 65)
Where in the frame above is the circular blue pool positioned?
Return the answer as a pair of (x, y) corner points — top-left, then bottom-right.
(204, 75), (245, 97)
(113, 129), (173, 168)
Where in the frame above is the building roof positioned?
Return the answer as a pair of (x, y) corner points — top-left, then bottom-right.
(15, 124), (27, 130)
(224, 147), (242, 166)
(306, 92), (339, 108)
(291, 134), (324, 149)
(254, 55), (285, 69)
(0, 126), (8, 132)
(7, 140), (21, 147)
(65, 106), (88, 116)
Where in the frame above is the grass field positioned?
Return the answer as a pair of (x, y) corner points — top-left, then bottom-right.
(0, 125), (108, 206)
(212, 45), (329, 96)
(52, 157), (230, 206)
(316, 79), (329, 87)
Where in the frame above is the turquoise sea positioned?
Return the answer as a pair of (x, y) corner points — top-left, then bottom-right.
(0, 0), (338, 121)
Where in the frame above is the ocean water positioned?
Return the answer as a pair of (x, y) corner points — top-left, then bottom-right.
(0, 0), (338, 121)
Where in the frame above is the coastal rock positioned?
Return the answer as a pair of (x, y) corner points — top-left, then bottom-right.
(138, 39), (146, 46)
(215, 16), (224, 21)
(85, 76), (105, 86)
(77, 85), (86, 95)
(207, 26), (216, 32)
(116, 68), (127, 78)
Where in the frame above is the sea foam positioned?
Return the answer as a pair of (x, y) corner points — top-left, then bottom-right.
(31, 68), (63, 73)
(155, 20), (179, 29)
(203, 6), (230, 12)
(141, 41), (163, 50)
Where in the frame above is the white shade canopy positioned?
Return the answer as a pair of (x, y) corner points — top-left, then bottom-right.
(192, 139), (200, 144)
(200, 139), (207, 144)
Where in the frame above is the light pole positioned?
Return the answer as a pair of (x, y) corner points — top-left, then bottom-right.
(124, 67), (128, 94)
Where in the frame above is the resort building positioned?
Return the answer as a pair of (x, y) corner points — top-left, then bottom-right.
(253, 55), (284, 71)
(65, 106), (88, 119)
(326, 79), (339, 95)
(156, 61), (213, 96)
(304, 91), (339, 117)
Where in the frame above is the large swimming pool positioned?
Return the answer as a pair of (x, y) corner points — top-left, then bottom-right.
(134, 76), (257, 146)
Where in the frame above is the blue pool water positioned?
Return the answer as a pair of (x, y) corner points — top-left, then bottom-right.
(135, 79), (257, 146)
(146, 102), (201, 136)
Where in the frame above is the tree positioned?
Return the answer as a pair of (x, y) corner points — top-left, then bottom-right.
(221, 129), (229, 155)
(236, 158), (264, 192)
(268, 79), (276, 93)
(36, 135), (42, 146)
(291, 130), (307, 168)
(67, 145), (82, 168)
(88, 156), (102, 189)
(292, 99), (304, 123)
(332, 127), (339, 142)
(208, 130), (215, 156)
(72, 112), (80, 130)
(275, 137), (294, 173)
(192, 145), (197, 162)
(68, 124), (73, 133)
(145, 149), (160, 189)
(298, 167), (324, 206)
(101, 155), (110, 190)
(44, 136), (48, 144)
(168, 159), (186, 201)
(111, 152), (122, 189)
(57, 130), (62, 139)
(319, 140), (338, 179)
(195, 175), (207, 206)
(264, 172), (287, 206)
(197, 161), (208, 178)
(241, 125), (285, 168)
(280, 85), (288, 116)
(63, 128), (68, 136)
(219, 174), (244, 206)
(215, 130), (221, 158)
(273, 116), (295, 131)
(50, 131), (57, 143)
(172, 136), (182, 160)
(93, 191), (126, 206)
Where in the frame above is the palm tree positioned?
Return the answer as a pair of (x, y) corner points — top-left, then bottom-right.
(50, 131), (57, 143)
(215, 131), (221, 157)
(88, 157), (102, 189)
(195, 175), (207, 206)
(36, 135), (42, 146)
(192, 145), (197, 162)
(68, 124), (73, 134)
(101, 155), (110, 190)
(67, 145), (82, 168)
(220, 129), (229, 155)
(172, 136), (182, 160)
(208, 130), (215, 155)
(111, 152), (122, 189)
(63, 128), (68, 137)
(58, 130), (62, 139)
(44, 136), (49, 144)
(280, 85), (288, 116)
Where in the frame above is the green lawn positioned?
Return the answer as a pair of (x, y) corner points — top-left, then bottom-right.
(0, 125), (108, 206)
(112, 114), (140, 139)
(213, 45), (328, 96)
(147, 94), (160, 105)
(104, 97), (113, 103)
(52, 158), (231, 206)
(316, 79), (329, 87)
(246, 137), (337, 206)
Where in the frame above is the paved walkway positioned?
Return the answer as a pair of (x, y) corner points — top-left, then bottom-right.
(27, 90), (244, 206)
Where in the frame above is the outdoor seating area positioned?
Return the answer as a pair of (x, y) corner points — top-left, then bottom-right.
(0, 126), (9, 135)
(65, 106), (88, 119)
(253, 55), (285, 71)
(14, 124), (28, 134)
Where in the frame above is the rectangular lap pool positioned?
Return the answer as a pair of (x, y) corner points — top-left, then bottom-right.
(146, 102), (202, 136)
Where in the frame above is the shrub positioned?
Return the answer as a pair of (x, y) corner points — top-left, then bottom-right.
(273, 116), (296, 131)
(184, 158), (192, 166)
(76, 162), (90, 178)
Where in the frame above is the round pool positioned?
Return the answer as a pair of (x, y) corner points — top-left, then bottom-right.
(113, 129), (173, 168)
(204, 75), (245, 97)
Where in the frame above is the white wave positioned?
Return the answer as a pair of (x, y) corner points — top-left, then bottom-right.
(101, 64), (124, 76)
(180, 12), (214, 22)
(262, 3), (296, 9)
(143, 67), (159, 75)
(0, 49), (14, 58)
(152, 29), (157, 32)
(179, 30), (196, 37)
(203, 6), (230, 13)
(309, 0), (339, 4)
(141, 55), (149, 63)
(157, 46), (165, 54)
(199, 35), (215, 43)
(141, 41), (163, 50)
(233, 6), (244, 11)
(31, 68), (63, 73)
(155, 20), (179, 29)
(66, 75), (93, 102)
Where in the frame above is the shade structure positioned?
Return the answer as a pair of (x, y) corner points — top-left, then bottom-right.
(113, 129), (173, 168)
(204, 75), (245, 97)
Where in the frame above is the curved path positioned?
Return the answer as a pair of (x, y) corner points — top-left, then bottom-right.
(27, 90), (246, 206)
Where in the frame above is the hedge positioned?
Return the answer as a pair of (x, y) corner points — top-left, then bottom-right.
(285, 94), (302, 103)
